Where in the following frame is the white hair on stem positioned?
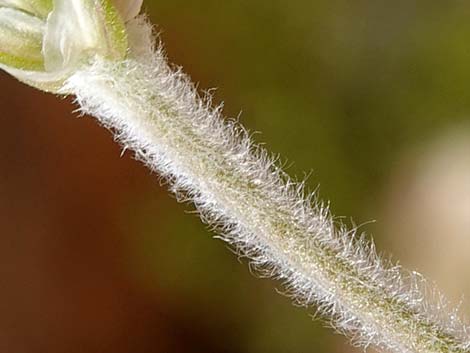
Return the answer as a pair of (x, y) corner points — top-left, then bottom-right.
(62, 16), (470, 353)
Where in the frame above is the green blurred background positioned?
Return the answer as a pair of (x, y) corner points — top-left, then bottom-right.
(1, 1), (470, 352)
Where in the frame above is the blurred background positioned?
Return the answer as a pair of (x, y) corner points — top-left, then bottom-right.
(1, 0), (470, 352)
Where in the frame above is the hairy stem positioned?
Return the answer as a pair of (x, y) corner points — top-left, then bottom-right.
(63, 18), (469, 353)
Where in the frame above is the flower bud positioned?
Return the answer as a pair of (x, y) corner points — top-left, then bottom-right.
(0, 0), (142, 92)
(0, 0), (52, 19)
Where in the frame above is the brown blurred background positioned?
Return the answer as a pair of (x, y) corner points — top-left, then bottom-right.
(1, 1), (470, 352)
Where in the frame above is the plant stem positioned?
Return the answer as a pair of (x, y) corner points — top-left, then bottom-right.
(63, 17), (469, 353)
